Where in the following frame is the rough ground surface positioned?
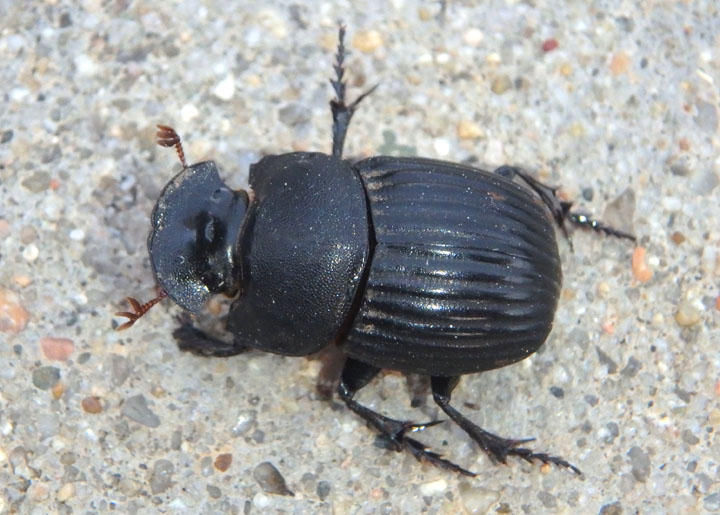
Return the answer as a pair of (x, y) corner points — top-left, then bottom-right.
(1, 1), (719, 513)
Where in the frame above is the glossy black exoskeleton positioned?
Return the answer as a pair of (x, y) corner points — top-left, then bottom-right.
(117, 26), (635, 476)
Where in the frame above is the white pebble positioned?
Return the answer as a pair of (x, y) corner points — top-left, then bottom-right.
(661, 196), (681, 211)
(70, 228), (85, 241)
(463, 28), (484, 46)
(419, 478), (447, 496)
(74, 54), (98, 76)
(181, 103), (199, 122)
(434, 138), (450, 157)
(23, 244), (39, 262)
(214, 75), (235, 101)
(10, 88), (29, 102)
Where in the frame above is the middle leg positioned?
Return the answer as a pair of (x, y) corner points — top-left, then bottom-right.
(337, 357), (475, 476)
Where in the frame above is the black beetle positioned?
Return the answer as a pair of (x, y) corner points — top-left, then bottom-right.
(117, 26), (635, 476)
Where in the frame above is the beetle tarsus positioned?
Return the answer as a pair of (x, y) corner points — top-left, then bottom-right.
(330, 23), (378, 159)
(338, 358), (476, 477)
(494, 165), (635, 244)
(431, 376), (582, 475)
(157, 124), (188, 168)
(173, 319), (248, 357)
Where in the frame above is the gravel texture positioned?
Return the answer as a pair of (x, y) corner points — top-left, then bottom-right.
(1, 1), (719, 513)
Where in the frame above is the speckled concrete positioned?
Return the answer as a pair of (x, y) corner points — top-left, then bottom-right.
(1, 1), (719, 513)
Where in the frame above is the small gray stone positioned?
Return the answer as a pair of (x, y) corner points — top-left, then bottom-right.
(704, 492), (720, 511)
(278, 103), (311, 127)
(602, 188), (635, 235)
(316, 480), (331, 500)
(150, 459), (174, 494)
(599, 500), (622, 515)
(681, 429), (699, 445)
(21, 171), (51, 193)
(1, 129), (12, 143)
(32, 366), (60, 390)
(207, 484), (222, 499)
(596, 347), (618, 374)
(695, 100), (718, 133)
(122, 394), (161, 428)
(110, 354), (132, 386)
(627, 446), (651, 482)
(537, 490), (557, 509)
(253, 462), (294, 496)
(621, 357), (642, 378)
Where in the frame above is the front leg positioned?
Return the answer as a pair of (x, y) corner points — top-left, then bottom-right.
(173, 318), (247, 357)
(337, 358), (475, 476)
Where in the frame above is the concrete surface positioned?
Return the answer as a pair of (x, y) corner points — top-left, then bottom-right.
(1, 0), (719, 513)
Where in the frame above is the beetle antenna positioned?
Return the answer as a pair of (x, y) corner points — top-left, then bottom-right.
(156, 125), (188, 168)
(115, 290), (168, 330)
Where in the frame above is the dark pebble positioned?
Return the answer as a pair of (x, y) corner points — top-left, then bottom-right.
(316, 480), (331, 500)
(1, 130), (13, 143)
(599, 501), (622, 515)
(253, 462), (294, 497)
(207, 484), (222, 499)
(32, 366), (61, 390)
(550, 386), (564, 398)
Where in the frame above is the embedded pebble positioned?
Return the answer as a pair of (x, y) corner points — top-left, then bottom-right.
(181, 103), (199, 122)
(253, 462), (294, 496)
(213, 75), (235, 101)
(462, 28), (484, 46)
(56, 483), (75, 503)
(419, 478), (447, 496)
(150, 459), (175, 494)
(32, 366), (61, 390)
(214, 453), (232, 472)
(122, 394), (161, 428)
(610, 52), (630, 75)
(352, 30), (383, 53)
(0, 288), (29, 333)
(458, 482), (500, 513)
(457, 120), (483, 140)
(632, 247), (653, 283)
(81, 396), (102, 414)
(491, 75), (512, 94)
(22, 244), (39, 262)
(40, 337), (74, 361)
(627, 446), (651, 482)
(675, 300), (701, 327)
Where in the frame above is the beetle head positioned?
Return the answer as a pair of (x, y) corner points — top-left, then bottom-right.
(148, 161), (248, 312)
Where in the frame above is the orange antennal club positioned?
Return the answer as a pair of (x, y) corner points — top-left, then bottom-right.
(115, 290), (168, 330)
(156, 125), (188, 167)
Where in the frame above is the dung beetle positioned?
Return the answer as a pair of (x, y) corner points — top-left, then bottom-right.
(117, 26), (635, 476)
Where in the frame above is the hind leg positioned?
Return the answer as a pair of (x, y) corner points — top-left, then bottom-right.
(494, 165), (636, 244)
(431, 376), (581, 474)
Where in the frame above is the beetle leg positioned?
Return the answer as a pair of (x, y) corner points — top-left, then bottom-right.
(431, 376), (582, 474)
(173, 319), (247, 357)
(337, 358), (476, 476)
(493, 165), (636, 244)
(329, 24), (378, 159)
